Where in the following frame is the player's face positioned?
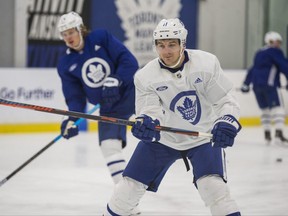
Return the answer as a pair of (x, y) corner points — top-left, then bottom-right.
(155, 39), (182, 67)
(61, 28), (82, 49)
(273, 40), (282, 48)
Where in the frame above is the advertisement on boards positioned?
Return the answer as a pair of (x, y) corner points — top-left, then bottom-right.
(0, 68), (66, 124)
(27, 0), (91, 67)
(27, 0), (198, 67)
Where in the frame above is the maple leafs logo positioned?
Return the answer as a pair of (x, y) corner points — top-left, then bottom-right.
(115, 0), (181, 67)
(170, 91), (201, 125)
(177, 97), (197, 121)
(82, 57), (111, 88)
(87, 64), (105, 83)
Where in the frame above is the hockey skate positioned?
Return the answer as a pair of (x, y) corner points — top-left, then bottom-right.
(264, 130), (271, 145)
(274, 129), (288, 147)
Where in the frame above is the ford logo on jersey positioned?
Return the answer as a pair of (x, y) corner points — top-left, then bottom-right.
(156, 86), (168, 91)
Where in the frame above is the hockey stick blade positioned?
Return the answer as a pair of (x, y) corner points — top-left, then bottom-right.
(0, 103), (100, 187)
(0, 98), (212, 138)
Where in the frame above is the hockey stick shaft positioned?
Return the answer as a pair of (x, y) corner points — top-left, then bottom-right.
(0, 98), (212, 138)
(235, 86), (286, 92)
(0, 103), (100, 187)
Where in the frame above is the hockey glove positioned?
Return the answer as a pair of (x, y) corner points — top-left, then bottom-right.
(211, 115), (241, 148)
(101, 76), (122, 106)
(131, 114), (160, 142)
(61, 118), (79, 139)
(240, 84), (250, 93)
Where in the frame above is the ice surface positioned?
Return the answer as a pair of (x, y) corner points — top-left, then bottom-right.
(0, 127), (288, 215)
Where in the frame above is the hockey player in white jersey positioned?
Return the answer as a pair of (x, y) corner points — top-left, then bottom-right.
(105, 18), (242, 215)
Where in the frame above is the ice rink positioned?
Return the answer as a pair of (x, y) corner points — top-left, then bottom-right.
(0, 126), (288, 215)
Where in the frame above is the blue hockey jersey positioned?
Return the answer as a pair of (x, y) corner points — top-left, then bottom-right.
(243, 46), (288, 87)
(57, 29), (138, 117)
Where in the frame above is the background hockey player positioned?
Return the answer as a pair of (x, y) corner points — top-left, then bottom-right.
(241, 31), (288, 146)
(105, 18), (242, 215)
(57, 12), (139, 190)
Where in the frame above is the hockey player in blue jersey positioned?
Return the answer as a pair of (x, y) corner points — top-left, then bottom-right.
(241, 31), (288, 146)
(104, 18), (241, 215)
(56, 12), (139, 192)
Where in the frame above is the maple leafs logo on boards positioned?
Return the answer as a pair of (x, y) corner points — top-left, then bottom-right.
(115, 0), (181, 67)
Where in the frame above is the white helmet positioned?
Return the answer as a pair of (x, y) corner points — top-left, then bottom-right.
(57, 11), (83, 34)
(264, 31), (282, 44)
(153, 18), (188, 48)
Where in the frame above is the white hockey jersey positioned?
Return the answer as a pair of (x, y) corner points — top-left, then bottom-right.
(134, 49), (240, 150)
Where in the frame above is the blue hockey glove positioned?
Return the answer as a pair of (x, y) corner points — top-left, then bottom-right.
(240, 84), (250, 93)
(211, 115), (241, 148)
(131, 114), (161, 142)
(61, 118), (79, 139)
(101, 76), (122, 106)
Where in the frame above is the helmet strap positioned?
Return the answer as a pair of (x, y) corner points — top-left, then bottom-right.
(158, 46), (185, 69)
(67, 27), (84, 51)
(72, 33), (84, 50)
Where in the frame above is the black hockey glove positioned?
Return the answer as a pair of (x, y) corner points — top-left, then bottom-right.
(101, 76), (122, 106)
(132, 114), (160, 142)
(211, 115), (241, 148)
(240, 84), (250, 93)
(61, 118), (79, 139)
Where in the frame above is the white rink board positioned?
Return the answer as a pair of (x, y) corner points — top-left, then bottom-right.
(0, 68), (66, 123)
(0, 68), (288, 124)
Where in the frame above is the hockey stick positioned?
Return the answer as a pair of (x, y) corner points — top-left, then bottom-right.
(0, 98), (212, 139)
(235, 86), (287, 92)
(0, 103), (100, 187)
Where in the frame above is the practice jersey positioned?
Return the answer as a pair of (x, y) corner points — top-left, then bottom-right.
(57, 29), (138, 117)
(243, 46), (288, 87)
(134, 49), (240, 150)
